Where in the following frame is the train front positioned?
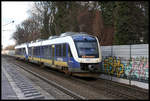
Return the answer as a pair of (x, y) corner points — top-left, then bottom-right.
(69, 34), (102, 78)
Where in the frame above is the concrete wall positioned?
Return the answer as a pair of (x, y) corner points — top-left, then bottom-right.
(100, 44), (149, 84)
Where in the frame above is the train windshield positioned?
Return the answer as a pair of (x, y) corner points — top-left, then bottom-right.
(75, 41), (99, 58)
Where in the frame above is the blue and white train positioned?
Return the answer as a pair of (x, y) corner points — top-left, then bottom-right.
(14, 32), (102, 77)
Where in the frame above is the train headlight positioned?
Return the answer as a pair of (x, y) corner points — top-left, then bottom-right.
(88, 65), (94, 71)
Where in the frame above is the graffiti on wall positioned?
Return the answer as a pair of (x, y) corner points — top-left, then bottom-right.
(102, 56), (149, 82)
(124, 57), (149, 81)
(103, 56), (124, 78)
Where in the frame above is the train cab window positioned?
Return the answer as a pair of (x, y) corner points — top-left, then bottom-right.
(63, 44), (66, 57)
(68, 46), (73, 58)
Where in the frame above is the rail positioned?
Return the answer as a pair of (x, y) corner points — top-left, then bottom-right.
(13, 63), (86, 100)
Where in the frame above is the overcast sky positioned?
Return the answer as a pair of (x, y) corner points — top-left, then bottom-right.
(2, 1), (34, 49)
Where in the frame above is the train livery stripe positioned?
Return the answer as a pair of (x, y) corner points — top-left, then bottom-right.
(54, 60), (68, 67)
(41, 58), (52, 64)
(28, 57), (32, 60)
(14, 55), (25, 58)
(29, 57), (68, 67)
(32, 57), (40, 61)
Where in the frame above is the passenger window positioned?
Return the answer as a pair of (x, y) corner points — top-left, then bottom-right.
(38, 47), (40, 56)
(29, 48), (32, 56)
(33, 47), (35, 56)
(68, 46), (73, 58)
(34, 47), (36, 56)
(37, 47), (38, 56)
(63, 44), (66, 57)
(44, 46), (48, 59)
(35, 47), (37, 56)
(56, 45), (61, 57)
(41, 46), (44, 58)
(46, 45), (49, 59)
(56, 45), (58, 57)
(49, 46), (51, 58)
(59, 45), (61, 57)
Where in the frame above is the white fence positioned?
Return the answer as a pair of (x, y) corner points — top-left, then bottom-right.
(100, 44), (149, 84)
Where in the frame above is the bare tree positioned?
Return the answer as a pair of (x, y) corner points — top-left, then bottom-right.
(4, 45), (15, 50)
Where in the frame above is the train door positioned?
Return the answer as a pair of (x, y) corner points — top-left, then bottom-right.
(52, 45), (55, 65)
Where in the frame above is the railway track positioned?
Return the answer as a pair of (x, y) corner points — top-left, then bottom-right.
(4, 55), (149, 99)
(12, 62), (85, 100)
(68, 74), (148, 99)
(104, 79), (148, 99)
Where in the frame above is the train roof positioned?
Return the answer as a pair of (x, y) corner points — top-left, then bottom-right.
(28, 35), (73, 47)
(16, 32), (96, 48)
(60, 32), (90, 37)
(15, 43), (28, 49)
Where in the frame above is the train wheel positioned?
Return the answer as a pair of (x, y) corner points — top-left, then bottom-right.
(64, 67), (72, 76)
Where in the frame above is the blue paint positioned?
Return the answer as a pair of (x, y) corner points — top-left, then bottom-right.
(68, 57), (80, 68)
(66, 43), (69, 63)
(25, 54), (28, 60)
(66, 43), (80, 68)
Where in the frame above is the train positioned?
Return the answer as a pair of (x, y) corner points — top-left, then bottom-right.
(14, 32), (102, 77)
